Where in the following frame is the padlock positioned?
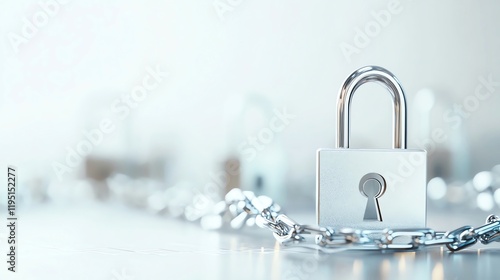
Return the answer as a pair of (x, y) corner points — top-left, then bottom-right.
(317, 66), (426, 229)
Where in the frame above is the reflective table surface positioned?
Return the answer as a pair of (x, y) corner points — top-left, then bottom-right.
(1, 202), (499, 280)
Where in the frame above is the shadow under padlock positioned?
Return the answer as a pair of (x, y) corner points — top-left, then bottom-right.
(317, 66), (427, 230)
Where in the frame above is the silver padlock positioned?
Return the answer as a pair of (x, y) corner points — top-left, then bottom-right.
(317, 66), (426, 230)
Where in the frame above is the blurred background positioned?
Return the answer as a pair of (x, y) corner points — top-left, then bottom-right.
(0, 0), (500, 227)
(2, 1), (500, 279)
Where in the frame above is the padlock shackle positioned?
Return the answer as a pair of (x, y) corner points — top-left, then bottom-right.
(337, 66), (407, 149)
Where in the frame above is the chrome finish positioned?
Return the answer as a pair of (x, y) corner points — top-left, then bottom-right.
(165, 187), (500, 252)
(317, 65), (425, 230)
(359, 173), (386, 221)
(474, 218), (500, 244)
(486, 214), (500, 223)
(214, 189), (500, 253)
(445, 226), (477, 252)
(317, 149), (426, 229)
(336, 65), (407, 149)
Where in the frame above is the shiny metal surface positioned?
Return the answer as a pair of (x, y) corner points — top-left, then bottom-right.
(7, 203), (500, 280)
(220, 189), (500, 253)
(336, 66), (407, 149)
(317, 149), (427, 229)
(318, 66), (426, 230)
(359, 173), (386, 221)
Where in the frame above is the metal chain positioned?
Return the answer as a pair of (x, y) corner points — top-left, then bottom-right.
(199, 188), (500, 252)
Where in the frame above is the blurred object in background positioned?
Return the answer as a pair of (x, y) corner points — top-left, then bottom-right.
(17, 177), (50, 206)
(427, 164), (500, 212)
(107, 173), (166, 210)
(85, 157), (113, 200)
(84, 156), (170, 201)
(1, 0), (499, 219)
(224, 93), (288, 200)
(222, 157), (240, 194)
(413, 87), (476, 183)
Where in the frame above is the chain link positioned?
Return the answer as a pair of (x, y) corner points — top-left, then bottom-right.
(206, 188), (500, 252)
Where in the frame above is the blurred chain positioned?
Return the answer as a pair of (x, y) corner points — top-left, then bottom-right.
(203, 188), (500, 252)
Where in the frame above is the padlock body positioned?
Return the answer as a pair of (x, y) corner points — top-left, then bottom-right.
(317, 149), (426, 229)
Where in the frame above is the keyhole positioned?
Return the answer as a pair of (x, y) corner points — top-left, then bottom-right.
(359, 173), (386, 221)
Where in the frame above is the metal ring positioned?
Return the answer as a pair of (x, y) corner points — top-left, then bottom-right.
(359, 173), (386, 199)
(336, 66), (407, 149)
(445, 226), (477, 252)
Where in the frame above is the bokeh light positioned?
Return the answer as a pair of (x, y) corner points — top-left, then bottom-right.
(427, 177), (447, 200)
(477, 192), (494, 211)
(472, 171), (493, 192)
